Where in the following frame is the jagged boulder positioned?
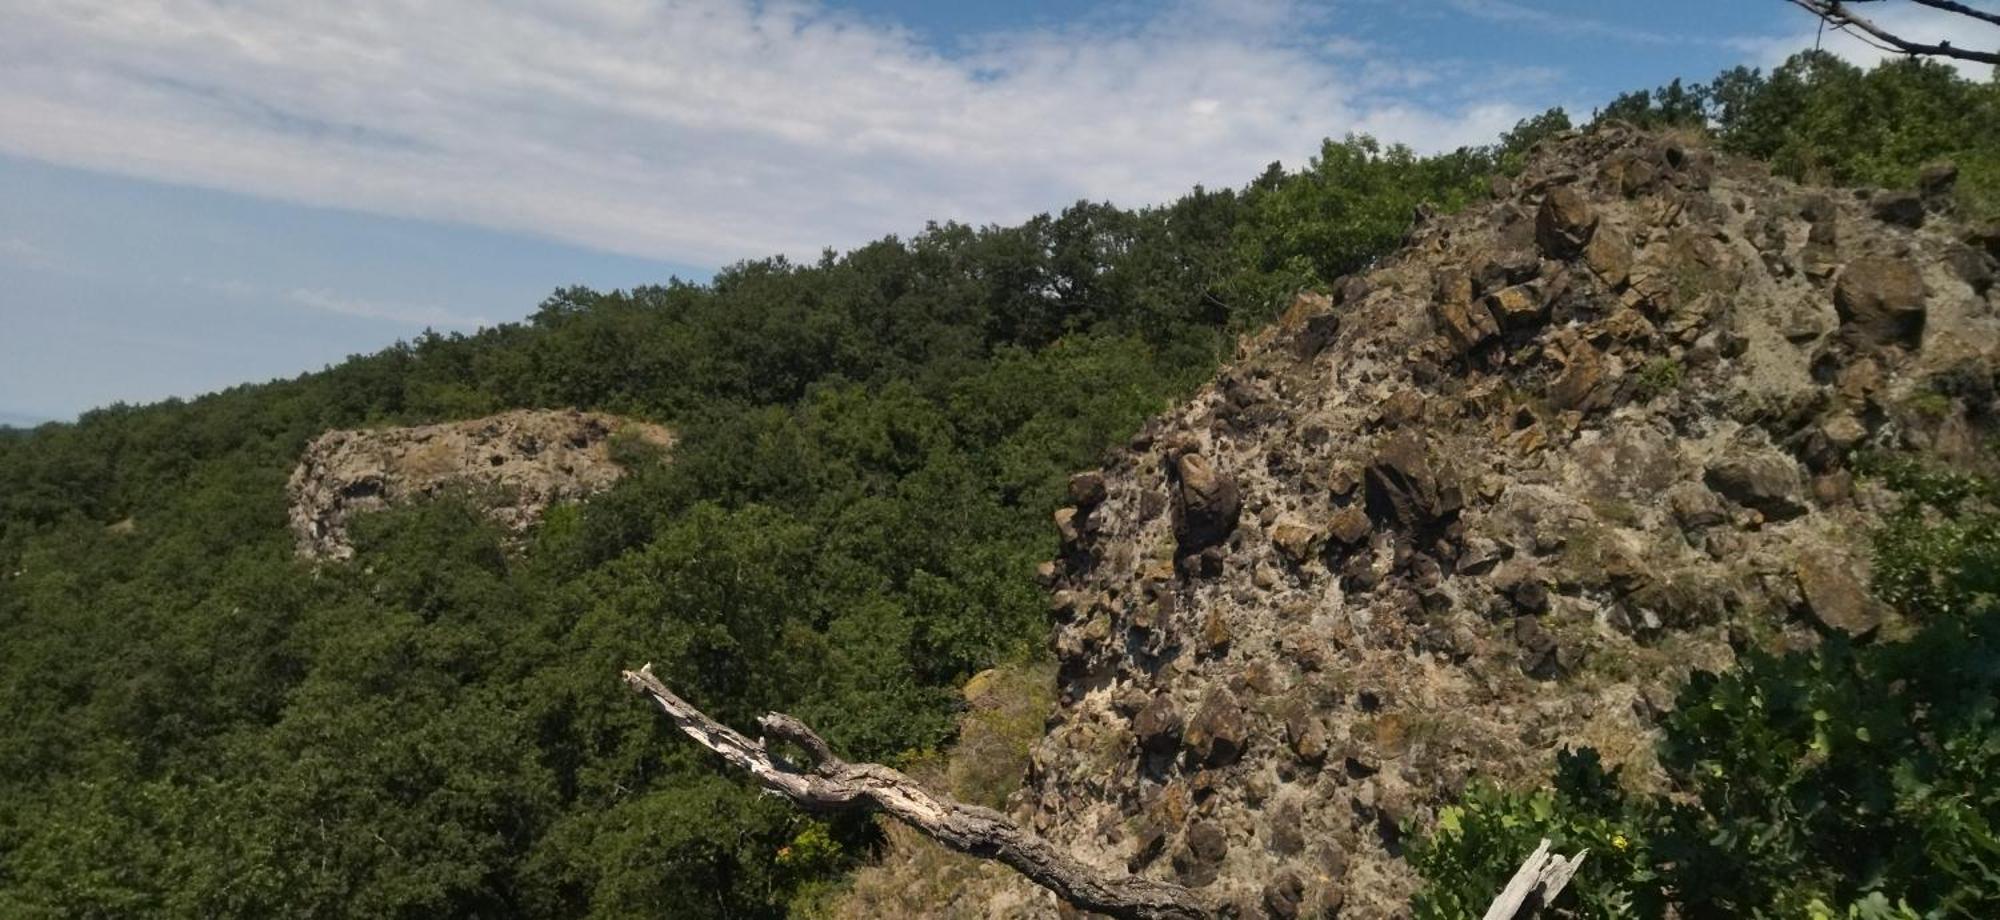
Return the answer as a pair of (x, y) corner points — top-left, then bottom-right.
(1364, 433), (1461, 530)
(1171, 453), (1241, 556)
(1871, 190), (1926, 228)
(1798, 555), (1890, 637)
(1132, 696), (1184, 755)
(1068, 471), (1108, 508)
(1834, 257), (1927, 347)
(1183, 688), (1248, 767)
(1536, 185), (1598, 259)
(1705, 445), (1807, 520)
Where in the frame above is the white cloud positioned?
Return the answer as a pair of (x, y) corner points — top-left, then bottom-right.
(287, 287), (489, 328)
(0, 0), (1532, 267)
(0, 236), (54, 269)
(1449, 0), (1683, 46)
(1733, 4), (1997, 78)
(180, 274), (486, 327)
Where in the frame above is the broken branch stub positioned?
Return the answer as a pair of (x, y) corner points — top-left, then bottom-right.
(1481, 838), (1589, 920)
(620, 664), (1212, 920)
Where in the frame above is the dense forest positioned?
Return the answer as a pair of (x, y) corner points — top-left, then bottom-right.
(0, 53), (1996, 917)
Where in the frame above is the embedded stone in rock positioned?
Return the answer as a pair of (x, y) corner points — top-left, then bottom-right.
(1328, 505), (1373, 546)
(1547, 335), (1611, 412)
(1834, 257), (1928, 348)
(1285, 709), (1329, 765)
(1969, 221), (2000, 260)
(1296, 311), (1343, 359)
(1458, 536), (1503, 575)
(1432, 267), (1498, 353)
(1870, 190), (1925, 228)
(1271, 517), (1321, 563)
(1484, 282), (1546, 330)
(1476, 248), (1540, 293)
(1511, 579), (1551, 614)
(1798, 557), (1889, 637)
(1365, 432), (1461, 529)
(1263, 870), (1307, 920)
(1432, 292), (1500, 354)
(1705, 447), (1807, 520)
(1536, 185), (1598, 259)
(1067, 470), (1108, 509)
(1183, 688), (1249, 767)
(1817, 412), (1869, 455)
(1944, 245), (1995, 295)
(1515, 615), (1564, 680)
(1172, 453), (1242, 555)
(1053, 507), (1084, 549)
(1132, 696), (1184, 755)
(1583, 223), (1633, 287)
(1267, 800), (1305, 856)
(1666, 481), (1729, 530)
(1173, 821), (1229, 888)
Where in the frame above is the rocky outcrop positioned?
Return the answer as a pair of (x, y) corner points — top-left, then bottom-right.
(286, 409), (671, 560)
(926, 125), (1998, 918)
(1835, 257), (1928, 347)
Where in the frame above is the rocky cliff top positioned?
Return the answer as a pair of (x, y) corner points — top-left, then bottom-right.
(934, 126), (1997, 918)
(286, 409), (671, 560)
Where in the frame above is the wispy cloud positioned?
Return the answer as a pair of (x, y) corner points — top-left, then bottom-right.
(0, 0), (1533, 267)
(1448, 0), (1686, 45)
(287, 288), (488, 328)
(181, 274), (486, 327)
(0, 236), (54, 269)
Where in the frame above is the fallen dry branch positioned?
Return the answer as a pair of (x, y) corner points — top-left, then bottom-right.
(624, 664), (1589, 919)
(620, 663), (1212, 920)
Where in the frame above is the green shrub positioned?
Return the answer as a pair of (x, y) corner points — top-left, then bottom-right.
(1634, 358), (1684, 403)
(1411, 469), (2000, 918)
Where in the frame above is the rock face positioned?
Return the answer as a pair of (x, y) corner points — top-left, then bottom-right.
(1835, 257), (1928, 347)
(286, 409), (671, 560)
(867, 127), (2000, 918)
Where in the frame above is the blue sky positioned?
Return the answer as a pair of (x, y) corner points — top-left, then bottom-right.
(0, 0), (1988, 422)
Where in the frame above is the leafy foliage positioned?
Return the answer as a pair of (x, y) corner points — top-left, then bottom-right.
(1595, 53), (2000, 219)
(3, 50), (1997, 917)
(1411, 469), (2000, 919)
(0, 129), (1504, 916)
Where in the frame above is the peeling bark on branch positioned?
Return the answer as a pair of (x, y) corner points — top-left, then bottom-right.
(1785, 0), (2000, 65)
(1481, 839), (1588, 920)
(620, 664), (1212, 920)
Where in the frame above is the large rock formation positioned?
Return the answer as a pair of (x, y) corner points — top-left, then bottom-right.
(891, 126), (1997, 917)
(286, 409), (671, 560)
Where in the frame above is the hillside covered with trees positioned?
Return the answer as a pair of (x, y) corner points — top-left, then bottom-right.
(0, 52), (1995, 917)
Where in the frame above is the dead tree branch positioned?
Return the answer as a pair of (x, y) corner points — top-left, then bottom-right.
(1907, 0), (2000, 29)
(620, 663), (1212, 920)
(1784, 0), (2000, 65)
(624, 664), (1590, 918)
(1481, 838), (1589, 920)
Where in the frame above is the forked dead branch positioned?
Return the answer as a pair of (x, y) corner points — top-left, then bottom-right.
(622, 664), (1584, 919)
